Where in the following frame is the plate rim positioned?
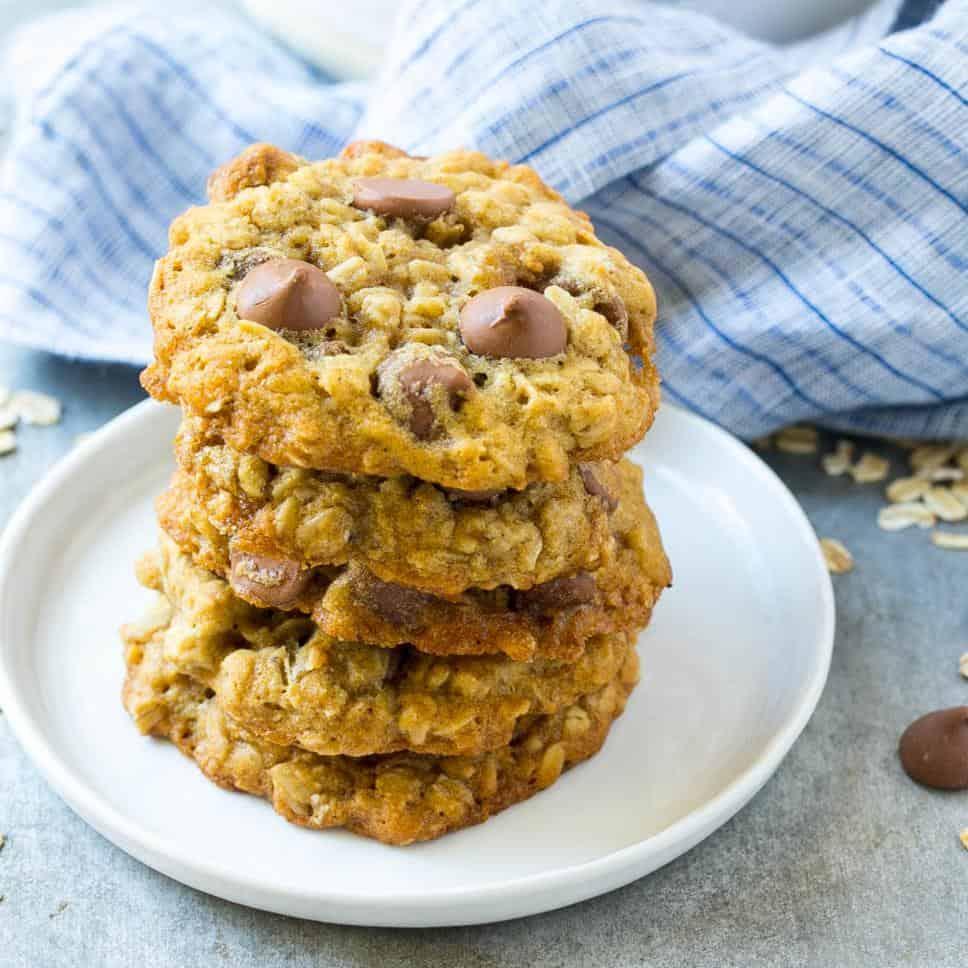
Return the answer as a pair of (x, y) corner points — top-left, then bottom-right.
(0, 399), (835, 925)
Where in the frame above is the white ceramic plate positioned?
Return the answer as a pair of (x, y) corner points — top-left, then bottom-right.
(0, 400), (833, 927)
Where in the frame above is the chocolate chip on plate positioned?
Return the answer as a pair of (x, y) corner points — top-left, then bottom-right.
(899, 706), (968, 790)
(517, 572), (597, 613)
(459, 287), (567, 359)
(229, 551), (311, 609)
(352, 177), (455, 218)
(579, 464), (618, 511)
(397, 358), (473, 440)
(235, 258), (341, 331)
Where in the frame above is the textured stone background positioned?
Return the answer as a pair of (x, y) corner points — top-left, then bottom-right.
(1, 0), (965, 964)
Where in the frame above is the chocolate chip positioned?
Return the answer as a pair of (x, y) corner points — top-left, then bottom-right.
(594, 295), (629, 340)
(395, 358), (473, 440)
(229, 551), (311, 609)
(579, 464), (618, 512)
(235, 259), (341, 331)
(352, 177), (455, 219)
(360, 574), (433, 627)
(445, 487), (503, 505)
(517, 573), (597, 613)
(899, 706), (968, 790)
(459, 287), (567, 359)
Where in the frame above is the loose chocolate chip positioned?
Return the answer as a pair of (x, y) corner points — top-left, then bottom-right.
(352, 177), (455, 219)
(517, 573), (597, 613)
(361, 574), (433, 628)
(229, 551), (311, 609)
(396, 358), (473, 440)
(459, 287), (567, 359)
(579, 464), (618, 512)
(899, 706), (968, 790)
(445, 487), (504, 504)
(235, 258), (341, 331)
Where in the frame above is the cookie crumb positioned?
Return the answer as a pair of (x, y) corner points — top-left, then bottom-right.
(961, 828), (968, 851)
(0, 429), (15, 456)
(851, 452), (890, 483)
(959, 652), (968, 680)
(775, 425), (818, 455)
(49, 900), (69, 919)
(820, 538), (854, 574)
(12, 389), (61, 426)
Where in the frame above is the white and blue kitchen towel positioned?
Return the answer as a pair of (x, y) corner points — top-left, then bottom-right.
(0, 0), (965, 440)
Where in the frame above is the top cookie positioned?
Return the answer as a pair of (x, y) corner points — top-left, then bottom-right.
(144, 141), (659, 490)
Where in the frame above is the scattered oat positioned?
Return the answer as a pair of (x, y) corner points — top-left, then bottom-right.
(959, 652), (968, 680)
(911, 444), (958, 475)
(0, 430), (15, 456)
(931, 531), (968, 550)
(0, 401), (16, 431)
(956, 449), (968, 474)
(750, 435), (772, 452)
(885, 476), (930, 504)
(775, 425), (819, 455)
(923, 487), (968, 523)
(820, 538), (854, 574)
(949, 482), (968, 509)
(11, 389), (61, 426)
(851, 452), (890, 483)
(0, 833), (5, 851)
(878, 503), (936, 531)
(961, 828), (968, 852)
(822, 440), (855, 477)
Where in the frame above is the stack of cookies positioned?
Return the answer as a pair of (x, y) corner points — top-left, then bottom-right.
(121, 141), (671, 845)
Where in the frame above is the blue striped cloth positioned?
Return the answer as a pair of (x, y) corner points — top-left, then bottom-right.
(0, 0), (965, 440)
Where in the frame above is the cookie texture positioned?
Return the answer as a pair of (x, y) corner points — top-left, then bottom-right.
(143, 141), (659, 490)
(122, 615), (638, 845)
(157, 465), (672, 661)
(129, 544), (636, 757)
(167, 416), (637, 594)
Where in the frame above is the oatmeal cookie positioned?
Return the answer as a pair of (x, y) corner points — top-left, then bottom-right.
(122, 616), (638, 845)
(143, 141), (659, 490)
(128, 545), (636, 757)
(157, 474), (672, 662)
(169, 416), (637, 594)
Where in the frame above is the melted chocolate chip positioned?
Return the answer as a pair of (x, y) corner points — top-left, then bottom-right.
(579, 464), (618, 512)
(899, 706), (968, 790)
(361, 575), (433, 628)
(396, 358), (473, 440)
(517, 573), (597, 613)
(459, 287), (567, 359)
(229, 551), (311, 609)
(235, 259), (341, 331)
(352, 177), (455, 219)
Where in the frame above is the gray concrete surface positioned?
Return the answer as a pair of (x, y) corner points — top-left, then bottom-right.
(2, 340), (966, 967)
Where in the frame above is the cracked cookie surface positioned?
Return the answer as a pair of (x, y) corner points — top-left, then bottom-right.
(168, 416), (639, 595)
(122, 615), (638, 845)
(127, 544), (637, 757)
(143, 141), (659, 490)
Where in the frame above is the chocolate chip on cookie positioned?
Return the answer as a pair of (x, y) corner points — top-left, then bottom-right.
(517, 573), (598, 613)
(229, 551), (311, 609)
(391, 357), (473, 440)
(360, 574), (434, 628)
(579, 464), (618, 512)
(459, 287), (567, 359)
(352, 177), (455, 218)
(235, 259), (341, 331)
